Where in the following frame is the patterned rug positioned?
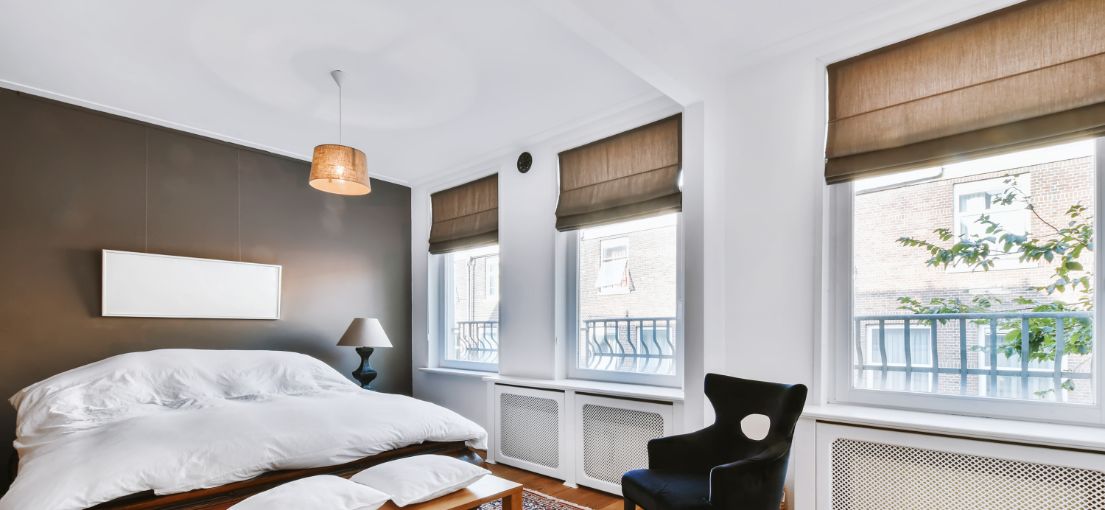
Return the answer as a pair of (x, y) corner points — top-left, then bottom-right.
(480, 488), (593, 510)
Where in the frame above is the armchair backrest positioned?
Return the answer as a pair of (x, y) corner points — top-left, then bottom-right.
(704, 373), (808, 448)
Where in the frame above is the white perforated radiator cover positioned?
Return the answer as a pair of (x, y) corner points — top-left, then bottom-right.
(493, 385), (568, 480)
(499, 392), (561, 468)
(819, 423), (1105, 510)
(574, 394), (674, 494)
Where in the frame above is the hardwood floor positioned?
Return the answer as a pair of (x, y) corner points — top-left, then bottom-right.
(476, 453), (623, 510)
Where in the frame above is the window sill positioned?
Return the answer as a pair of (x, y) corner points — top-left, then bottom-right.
(484, 374), (684, 402)
(803, 404), (1105, 453)
(418, 367), (496, 378)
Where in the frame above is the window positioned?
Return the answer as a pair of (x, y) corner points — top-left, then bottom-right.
(438, 245), (499, 370)
(567, 213), (680, 386)
(952, 176), (1032, 270)
(832, 139), (1101, 423)
(596, 238), (632, 294)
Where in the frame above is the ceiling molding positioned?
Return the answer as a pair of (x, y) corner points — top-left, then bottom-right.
(0, 78), (412, 187)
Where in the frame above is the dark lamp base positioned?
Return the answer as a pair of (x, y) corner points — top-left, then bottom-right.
(352, 346), (379, 389)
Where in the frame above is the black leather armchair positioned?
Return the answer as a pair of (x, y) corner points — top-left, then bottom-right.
(621, 374), (808, 510)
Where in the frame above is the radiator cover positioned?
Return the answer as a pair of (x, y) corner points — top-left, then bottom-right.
(831, 437), (1105, 509)
(500, 392), (561, 468)
(574, 394), (674, 494)
(493, 385), (568, 479)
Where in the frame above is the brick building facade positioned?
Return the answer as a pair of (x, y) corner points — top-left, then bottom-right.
(578, 224), (677, 321)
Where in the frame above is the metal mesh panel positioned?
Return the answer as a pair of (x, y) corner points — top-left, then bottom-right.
(831, 438), (1105, 509)
(581, 403), (665, 484)
(499, 392), (560, 468)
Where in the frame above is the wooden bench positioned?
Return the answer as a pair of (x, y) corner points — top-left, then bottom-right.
(380, 475), (522, 510)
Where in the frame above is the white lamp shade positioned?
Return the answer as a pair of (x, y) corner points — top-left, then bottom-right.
(337, 318), (392, 348)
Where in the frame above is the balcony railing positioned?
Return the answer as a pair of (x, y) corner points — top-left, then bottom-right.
(854, 312), (1092, 400)
(452, 317), (678, 374)
(453, 320), (499, 364)
(581, 317), (677, 374)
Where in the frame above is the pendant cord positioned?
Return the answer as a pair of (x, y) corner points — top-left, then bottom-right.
(338, 79), (343, 145)
(144, 128), (149, 253)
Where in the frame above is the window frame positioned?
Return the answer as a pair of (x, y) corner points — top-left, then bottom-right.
(827, 138), (1105, 426)
(564, 214), (684, 388)
(434, 249), (499, 373)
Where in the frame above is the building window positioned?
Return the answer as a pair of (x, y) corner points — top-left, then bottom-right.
(438, 245), (499, 370)
(567, 213), (680, 386)
(861, 324), (933, 393)
(596, 238), (632, 294)
(952, 175), (1033, 270)
(833, 139), (1100, 422)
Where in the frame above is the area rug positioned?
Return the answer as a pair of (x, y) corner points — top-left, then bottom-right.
(480, 488), (593, 510)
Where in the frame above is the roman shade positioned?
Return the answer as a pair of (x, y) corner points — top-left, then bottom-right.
(428, 174), (498, 254)
(556, 114), (682, 231)
(825, 0), (1105, 184)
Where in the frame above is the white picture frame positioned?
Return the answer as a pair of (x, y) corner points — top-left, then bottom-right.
(101, 250), (282, 319)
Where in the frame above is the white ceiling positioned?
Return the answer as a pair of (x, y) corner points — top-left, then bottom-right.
(0, 0), (1019, 186)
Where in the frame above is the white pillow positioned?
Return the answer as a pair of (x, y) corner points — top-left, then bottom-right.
(229, 475), (390, 510)
(351, 455), (490, 506)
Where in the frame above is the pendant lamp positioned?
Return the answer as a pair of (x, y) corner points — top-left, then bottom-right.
(309, 70), (370, 196)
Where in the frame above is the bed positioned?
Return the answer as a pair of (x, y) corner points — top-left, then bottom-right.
(0, 350), (487, 510)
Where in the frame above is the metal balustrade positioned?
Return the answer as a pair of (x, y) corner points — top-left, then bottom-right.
(453, 320), (499, 363)
(854, 312), (1092, 399)
(453, 317), (678, 374)
(581, 317), (677, 374)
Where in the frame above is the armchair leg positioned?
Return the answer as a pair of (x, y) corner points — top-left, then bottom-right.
(624, 497), (636, 510)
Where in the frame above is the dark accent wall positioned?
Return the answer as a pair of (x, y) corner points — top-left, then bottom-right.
(0, 89), (413, 492)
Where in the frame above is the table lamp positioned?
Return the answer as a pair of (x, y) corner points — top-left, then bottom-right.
(337, 318), (392, 389)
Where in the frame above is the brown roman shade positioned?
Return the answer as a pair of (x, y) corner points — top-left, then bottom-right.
(428, 174), (498, 254)
(555, 114), (682, 231)
(825, 0), (1105, 184)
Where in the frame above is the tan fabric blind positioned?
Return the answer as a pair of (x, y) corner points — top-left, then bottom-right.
(556, 114), (682, 231)
(825, 0), (1105, 184)
(428, 174), (498, 254)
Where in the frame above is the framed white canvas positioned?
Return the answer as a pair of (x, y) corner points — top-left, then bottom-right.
(102, 250), (282, 319)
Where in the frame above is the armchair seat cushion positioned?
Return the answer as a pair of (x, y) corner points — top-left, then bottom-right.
(621, 469), (710, 510)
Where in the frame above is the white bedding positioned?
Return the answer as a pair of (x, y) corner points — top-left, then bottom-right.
(0, 349), (487, 510)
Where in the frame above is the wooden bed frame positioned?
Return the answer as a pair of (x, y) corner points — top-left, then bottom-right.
(8, 442), (479, 510)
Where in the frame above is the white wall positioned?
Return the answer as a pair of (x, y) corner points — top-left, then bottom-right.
(723, 55), (825, 394)
(497, 138), (560, 380)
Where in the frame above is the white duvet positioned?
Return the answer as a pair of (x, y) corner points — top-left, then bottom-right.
(0, 349), (487, 510)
